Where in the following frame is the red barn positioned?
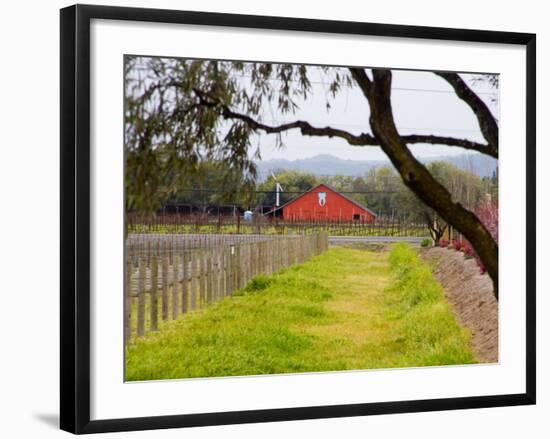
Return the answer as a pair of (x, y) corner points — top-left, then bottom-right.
(280, 184), (376, 222)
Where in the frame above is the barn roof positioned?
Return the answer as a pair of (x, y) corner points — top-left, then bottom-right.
(265, 183), (378, 217)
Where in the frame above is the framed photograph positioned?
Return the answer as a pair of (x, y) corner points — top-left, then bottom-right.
(60, 4), (536, 434)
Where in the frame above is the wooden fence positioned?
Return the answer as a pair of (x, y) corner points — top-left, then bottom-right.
(125, 232), (329, 344)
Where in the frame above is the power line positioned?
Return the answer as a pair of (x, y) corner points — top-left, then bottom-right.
(173, 188), (398, 194)
(129, 65), (498, 96)
(218, 72), (498, 95)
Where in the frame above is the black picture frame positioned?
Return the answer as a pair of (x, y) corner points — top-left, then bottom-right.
(60, 4), (536, 434)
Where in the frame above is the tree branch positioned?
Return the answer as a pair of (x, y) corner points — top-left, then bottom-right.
(403, 134), (496, 157)
(349, 68), (372, 98)
(222, 108), (376, 146)
(192, 88), (495, 155)
(355, 68), (498, 297)
(193, 88), (373, 145)
(435, 72), (499, 155)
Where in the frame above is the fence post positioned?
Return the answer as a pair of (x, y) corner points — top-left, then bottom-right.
(191, 253), (198, 310)
(137, 256), (146, 337)
(161, 247), (169, 321)
(220, 249), (226, 299)
(233, 245), (239, 291)
(213, 251), (220, 302)
(241, 245), (246, 289)
(246, 244), (251, 284)
(172, 253), (179, 320)
(217, 250), (223, 300)
(124, 257), (132, 344)
(199, 250), (206, 307)
(150, 254), (158, 331)
(226, 246), (232, 297)
(207, 251), (213, 304)
(182, 251), (189, 314)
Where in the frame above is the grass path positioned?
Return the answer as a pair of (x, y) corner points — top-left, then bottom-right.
(125, 246), (475, 381)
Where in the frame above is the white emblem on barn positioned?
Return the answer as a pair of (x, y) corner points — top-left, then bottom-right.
(318, 192), (327, 206)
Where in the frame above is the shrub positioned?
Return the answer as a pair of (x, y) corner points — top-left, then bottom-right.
(247, 275), (272, 291)
(439, 239), (449, 248)
(421, 238), (432, 247)
(462, 241), (475, 258)
(234, 275), (273, 296)
(451, 239), (463, 252)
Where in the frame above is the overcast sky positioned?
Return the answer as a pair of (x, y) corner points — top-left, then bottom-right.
(249, 69), (499, 162)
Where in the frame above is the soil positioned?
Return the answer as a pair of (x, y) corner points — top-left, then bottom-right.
(419, 247), (498, 363)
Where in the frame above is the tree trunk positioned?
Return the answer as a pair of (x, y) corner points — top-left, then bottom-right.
(351, 68), (499, 298)
(426, 216), (445, 247)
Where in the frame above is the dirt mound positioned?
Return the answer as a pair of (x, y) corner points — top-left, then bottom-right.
(420, 247), (498, 363)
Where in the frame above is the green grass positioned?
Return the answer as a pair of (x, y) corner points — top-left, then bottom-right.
(125, 244), (475, 381)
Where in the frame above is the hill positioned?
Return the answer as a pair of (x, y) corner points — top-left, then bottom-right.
(257, 153), (497, 180)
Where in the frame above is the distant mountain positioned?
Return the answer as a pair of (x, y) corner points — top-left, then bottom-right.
(256, 153), (497, 180)
(257, 154), (387, 179)
(432, 154), (497, 178)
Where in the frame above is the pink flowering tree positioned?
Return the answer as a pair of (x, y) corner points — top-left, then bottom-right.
(461, 201), (498, 274)
(475, 202), (498, 242)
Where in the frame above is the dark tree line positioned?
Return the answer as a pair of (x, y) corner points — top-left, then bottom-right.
(163, 161), (495, 245)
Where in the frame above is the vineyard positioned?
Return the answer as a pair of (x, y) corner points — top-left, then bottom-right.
(127, 213), (430, 237)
